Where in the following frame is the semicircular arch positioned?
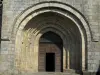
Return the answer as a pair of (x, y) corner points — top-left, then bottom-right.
(14, 1), (91, 72)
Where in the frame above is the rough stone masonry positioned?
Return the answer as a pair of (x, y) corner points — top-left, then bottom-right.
(0, 0), (100, 75)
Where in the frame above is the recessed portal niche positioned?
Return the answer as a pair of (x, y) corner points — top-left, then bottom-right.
(38, 31), (63, 72)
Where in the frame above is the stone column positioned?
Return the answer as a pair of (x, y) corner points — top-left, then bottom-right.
(67, 50), (70, 69)
(33, 44), (38, 72)
(63, 48), (66, 71)
(82, 38), (85, 71)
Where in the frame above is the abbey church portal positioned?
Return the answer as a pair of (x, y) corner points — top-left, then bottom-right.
(0, 0), (100, 75)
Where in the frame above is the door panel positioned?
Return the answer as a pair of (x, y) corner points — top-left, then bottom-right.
(38, 43), (62, 72)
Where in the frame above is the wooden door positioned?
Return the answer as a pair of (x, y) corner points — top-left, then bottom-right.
(38, 43), (62, 72)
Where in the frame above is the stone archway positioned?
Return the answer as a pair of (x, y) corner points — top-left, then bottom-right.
(14, 12), (84, 73)
(13, 1), (91, 73)
(34, 22), (82, 73)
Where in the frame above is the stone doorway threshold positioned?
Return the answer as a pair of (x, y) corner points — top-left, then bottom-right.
(13, 72), (80, 75)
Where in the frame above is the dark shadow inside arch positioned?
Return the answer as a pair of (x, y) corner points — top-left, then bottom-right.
(40, 31), (63, 49)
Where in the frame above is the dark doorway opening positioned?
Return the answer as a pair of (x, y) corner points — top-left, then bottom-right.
(46, 53), (55, 72)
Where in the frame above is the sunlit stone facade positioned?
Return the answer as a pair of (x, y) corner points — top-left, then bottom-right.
(0, 0), (100, 75)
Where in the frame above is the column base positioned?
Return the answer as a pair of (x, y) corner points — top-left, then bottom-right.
(64, 69), (83, 74)
(83, 71), (98, 75)
(63, 69), (75, 73)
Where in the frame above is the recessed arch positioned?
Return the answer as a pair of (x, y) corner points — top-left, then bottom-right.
(39, 31), (63, 72)
(35, 27), (67, 72)
(13, 2), (91, 41)
(14, 1), (91, 73)
(34, 23), (82, 72)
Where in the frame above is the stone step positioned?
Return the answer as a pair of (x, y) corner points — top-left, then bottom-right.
(64, 69), (76, 73)
(18, 72), (80, 75)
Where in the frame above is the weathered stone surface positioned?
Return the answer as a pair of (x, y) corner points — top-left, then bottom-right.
(0, 0), (100, 75)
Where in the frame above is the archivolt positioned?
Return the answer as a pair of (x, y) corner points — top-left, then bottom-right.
(13, 2), (91, 41)
(14, 1), (92, 71)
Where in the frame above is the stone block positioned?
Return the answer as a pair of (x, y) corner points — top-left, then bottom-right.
(83, 71), (91, 75)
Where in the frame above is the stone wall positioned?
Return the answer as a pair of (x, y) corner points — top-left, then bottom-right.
(0, 0), (100, 75)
